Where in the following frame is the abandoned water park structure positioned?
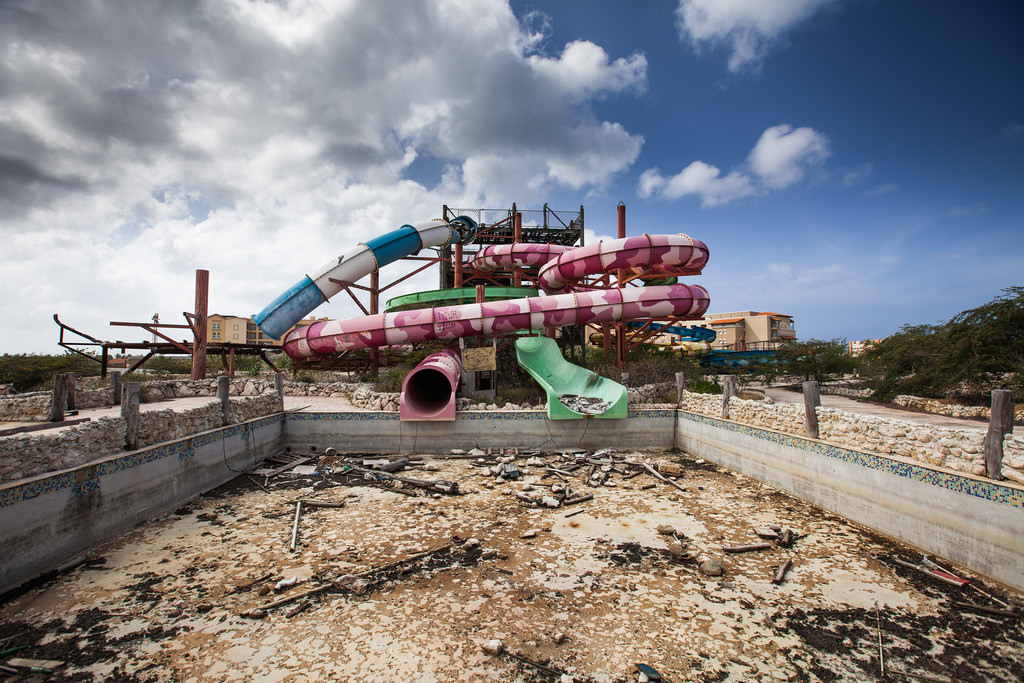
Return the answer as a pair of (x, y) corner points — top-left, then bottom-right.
(1, 205), (1022, 680)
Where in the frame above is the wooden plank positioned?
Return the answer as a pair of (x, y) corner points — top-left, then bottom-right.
(264, 456), (315, 478)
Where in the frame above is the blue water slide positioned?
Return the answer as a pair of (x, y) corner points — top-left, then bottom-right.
(254, 216), (478, 340)
(625, 321), (716, 342)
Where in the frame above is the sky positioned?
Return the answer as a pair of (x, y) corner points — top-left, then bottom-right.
(1, 0), (1022, 354)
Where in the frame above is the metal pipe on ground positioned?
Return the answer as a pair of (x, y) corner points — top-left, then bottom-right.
(399, 349), (463, 421)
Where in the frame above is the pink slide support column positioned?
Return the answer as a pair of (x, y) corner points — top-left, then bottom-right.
(399, 349), (463, 421)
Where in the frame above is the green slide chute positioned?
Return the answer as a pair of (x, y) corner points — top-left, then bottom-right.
(515, 336), (627, 420)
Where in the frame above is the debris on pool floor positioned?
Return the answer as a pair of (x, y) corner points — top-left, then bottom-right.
(1, 448), (1021, 682)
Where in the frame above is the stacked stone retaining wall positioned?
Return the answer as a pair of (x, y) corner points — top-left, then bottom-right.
(0, 378), (281, 423)
(893, 395), (1024, 422)
(678, 391), (1024, 483)
(0, 394), (280, 483)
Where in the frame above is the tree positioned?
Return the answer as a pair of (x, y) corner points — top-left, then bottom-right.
(860, 323), (949, 400)
(862, 287), (1024, 402)
(773, 338), (858, 385)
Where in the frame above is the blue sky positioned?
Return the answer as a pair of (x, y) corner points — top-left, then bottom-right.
(1, 0), (1021, 353)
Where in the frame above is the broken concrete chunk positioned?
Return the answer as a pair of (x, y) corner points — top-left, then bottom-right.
(541, 496), (561, 508)
(754, 527), (780, 539)
(481, 639), (504, 655)
(526, 457), (546, 467)
(699, 559), (724, 576)
(656, 524), (676, 536)
(521, 529), (539, 539)
(667, 540), (686, 558)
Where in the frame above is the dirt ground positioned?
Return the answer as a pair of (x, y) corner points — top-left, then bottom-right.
(1, 448), (1022, 682)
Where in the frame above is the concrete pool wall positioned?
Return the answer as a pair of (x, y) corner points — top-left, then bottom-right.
(0, 414), (282, 595)
(1, 408), (1022, 595)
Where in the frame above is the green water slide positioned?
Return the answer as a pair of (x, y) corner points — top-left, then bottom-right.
(515, 336), (628, 420)
(385, 286), (538, 311)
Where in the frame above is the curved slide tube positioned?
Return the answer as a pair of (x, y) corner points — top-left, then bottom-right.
(253, 216), (478, 340)
(515, 337), (627, 420)
(283, 284), (710, 358)
(400, 349), (463, 421)
(538, 233), (708, 294)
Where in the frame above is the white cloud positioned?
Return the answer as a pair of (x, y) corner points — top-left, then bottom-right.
(638, 162), (756, 207)
(638, 124), (828, 205)
(675, 0), (840, 72)
(0, 0), (649, 352)
(747, 124), (829, 189)
(528, 40), (647, 101)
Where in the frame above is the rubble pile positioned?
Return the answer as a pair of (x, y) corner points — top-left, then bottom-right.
(1, 447), (1021, 681)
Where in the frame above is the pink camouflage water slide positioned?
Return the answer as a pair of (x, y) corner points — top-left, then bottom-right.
(282, 233), (710, 358)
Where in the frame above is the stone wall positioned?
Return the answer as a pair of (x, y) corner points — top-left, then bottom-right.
(0, 378), (281, 422)
(893, 395), (1024, 422)
(678, 391), (1024, 484)
(0, 395), (281, 483)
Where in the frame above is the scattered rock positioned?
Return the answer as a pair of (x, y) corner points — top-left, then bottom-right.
(481, 639), (504, 655)
(699, 559), (724, 576)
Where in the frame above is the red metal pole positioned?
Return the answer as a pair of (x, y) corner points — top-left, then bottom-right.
(513, 212), (523, 288)
(191, 269), (208, 380)
(370, 270), (380, 376)
(616, 204), (627, 369)
(454, 243), (463, 288)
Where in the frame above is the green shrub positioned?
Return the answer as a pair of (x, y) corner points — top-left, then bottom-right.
(0, 352), (102, 392)
(687, 378), (722, 394)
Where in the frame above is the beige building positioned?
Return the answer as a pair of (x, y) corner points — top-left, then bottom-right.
(848, 339), (883, 356)
(207, 314), (281, 346)
(682, 310), (796, 351)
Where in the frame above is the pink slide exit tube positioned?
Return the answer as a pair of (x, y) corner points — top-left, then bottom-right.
(399, 349), (463, 421)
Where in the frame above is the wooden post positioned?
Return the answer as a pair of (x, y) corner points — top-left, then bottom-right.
(110, 371), (123, 406)
(64, 372), (76, 411)
(803, 380), (821, 439)
(721, 375), (736, 419)
(191, 269), (209, 380)
(275, 372), (286, 411)
(218, 375), (231, 426)
(122, 382), (140, 451)
(985, 389), (1014, 480)
(49, 374), (67, 422)
(675, 371), (686, 407)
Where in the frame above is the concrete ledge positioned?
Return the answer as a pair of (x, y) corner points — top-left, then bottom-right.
(0, 414), (283, 595)
(675, 410), (1024, 592)
(285, 408), (677, 453)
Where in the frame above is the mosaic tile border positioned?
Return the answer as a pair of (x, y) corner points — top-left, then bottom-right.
(285, 408), (675, 423)
(0, 414), (283, 509)
(677, 410), (1024, 510)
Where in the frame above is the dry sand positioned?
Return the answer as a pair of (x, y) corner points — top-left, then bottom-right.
(1, 449), (1021, 682)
